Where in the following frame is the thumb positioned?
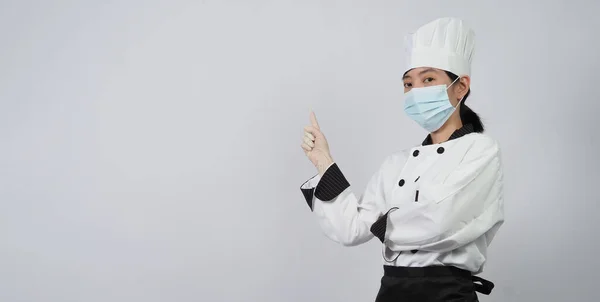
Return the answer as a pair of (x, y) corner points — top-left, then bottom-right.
(309, 110), (320, 129)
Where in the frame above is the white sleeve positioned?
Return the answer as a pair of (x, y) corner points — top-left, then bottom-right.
(299, 158), (389, 247)
(375, 138), (504, 253)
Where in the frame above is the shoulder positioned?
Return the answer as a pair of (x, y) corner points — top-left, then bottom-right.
(457, 133), (503, 168)
(465, 133), (501, 154)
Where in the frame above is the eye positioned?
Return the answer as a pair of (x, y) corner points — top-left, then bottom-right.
(403, 82), (412, 88)
(423, 77), (435, 83)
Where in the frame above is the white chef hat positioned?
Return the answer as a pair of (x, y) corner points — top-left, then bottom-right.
(404, 17), (475, 77)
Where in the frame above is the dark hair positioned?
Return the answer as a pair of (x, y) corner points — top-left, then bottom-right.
(444, 71), (484, 133)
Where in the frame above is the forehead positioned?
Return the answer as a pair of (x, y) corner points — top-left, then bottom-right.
(403, 67), (445, 78)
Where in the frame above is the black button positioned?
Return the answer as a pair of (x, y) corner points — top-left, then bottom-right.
(437, 147), (445, 154)
(412, 150), (419, 157)
(411, 249), (418, 254)
(398, 179), (405, 187)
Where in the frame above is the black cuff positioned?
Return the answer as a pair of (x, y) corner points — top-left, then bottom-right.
(314, 163), (350, 201)
(299, 173), (319, 211)
(370, 208), (397, 243)
(300, 186), (316, 211)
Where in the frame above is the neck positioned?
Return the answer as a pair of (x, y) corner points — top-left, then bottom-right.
(430, 115), (463, 144)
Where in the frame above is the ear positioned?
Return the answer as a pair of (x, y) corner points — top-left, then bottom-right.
(454, 76), (471, 100)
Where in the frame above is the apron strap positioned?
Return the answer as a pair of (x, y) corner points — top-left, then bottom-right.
(472, 276), (494, 295)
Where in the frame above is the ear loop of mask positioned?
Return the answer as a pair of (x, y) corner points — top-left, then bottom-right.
(446, 76), (464, 109)
(446, 76), (461, 90)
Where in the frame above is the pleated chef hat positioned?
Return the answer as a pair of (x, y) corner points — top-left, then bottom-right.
(404, 17), (475, 77)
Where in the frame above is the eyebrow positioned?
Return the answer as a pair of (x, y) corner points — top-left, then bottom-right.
(403, 68), (438, 80)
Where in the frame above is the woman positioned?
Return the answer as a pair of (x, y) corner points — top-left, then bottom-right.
(299, 17), (504, 301)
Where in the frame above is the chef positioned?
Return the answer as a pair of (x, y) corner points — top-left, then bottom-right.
(299, 17), (504, 301)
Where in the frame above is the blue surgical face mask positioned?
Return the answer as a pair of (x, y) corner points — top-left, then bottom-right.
(403, 77), (462, 132)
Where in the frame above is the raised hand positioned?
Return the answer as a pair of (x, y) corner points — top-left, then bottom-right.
(301, 110), (334, 175)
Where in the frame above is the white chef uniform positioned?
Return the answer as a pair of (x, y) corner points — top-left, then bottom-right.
(299, 17), (504, 301)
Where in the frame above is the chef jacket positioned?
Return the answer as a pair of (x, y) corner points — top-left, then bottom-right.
(299, 124), (504, 274)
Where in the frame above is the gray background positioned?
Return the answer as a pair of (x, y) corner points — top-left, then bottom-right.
(1, 0), (599, 301)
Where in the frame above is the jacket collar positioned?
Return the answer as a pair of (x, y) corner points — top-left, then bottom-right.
(421, 123), (475, 146)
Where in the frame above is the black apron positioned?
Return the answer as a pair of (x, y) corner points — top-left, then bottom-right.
(374, 265), (494, 302)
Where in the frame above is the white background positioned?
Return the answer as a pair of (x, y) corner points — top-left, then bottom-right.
(1, 0), (599, 301)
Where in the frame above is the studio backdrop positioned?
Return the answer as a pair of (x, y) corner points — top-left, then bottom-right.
(0, 1), (599, 301)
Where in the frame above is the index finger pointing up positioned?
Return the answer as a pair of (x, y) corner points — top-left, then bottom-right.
(309, 110), (320, 129)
